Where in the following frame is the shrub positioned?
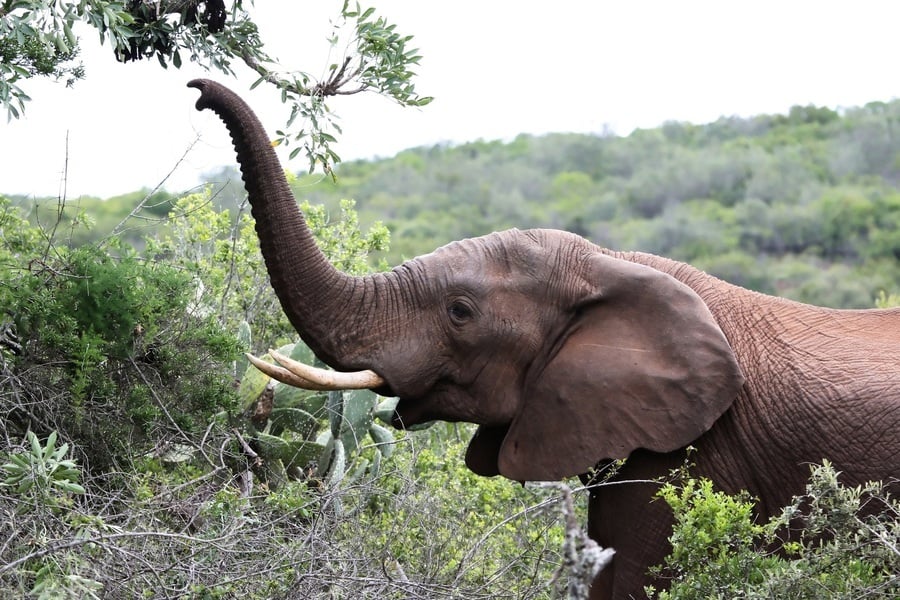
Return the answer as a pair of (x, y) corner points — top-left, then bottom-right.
(1, 193), (579, 600)
(146, 187), (390, 347)
(348, 437), (565, 596)
(3, 205), (240, 471)
(0, 429), (571, 599)
(649, 461), (900, 599)
(4, 188), (392, 481)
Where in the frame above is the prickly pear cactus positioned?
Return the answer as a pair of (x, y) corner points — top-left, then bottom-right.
(236, 329), (400, 497)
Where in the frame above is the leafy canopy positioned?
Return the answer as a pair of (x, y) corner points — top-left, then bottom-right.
(0, 0), (431, 173)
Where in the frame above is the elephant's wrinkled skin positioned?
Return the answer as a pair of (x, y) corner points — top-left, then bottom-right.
(188, 79), (900, 599)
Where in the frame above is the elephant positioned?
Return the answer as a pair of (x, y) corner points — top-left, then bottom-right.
(187, 79), (900, 600)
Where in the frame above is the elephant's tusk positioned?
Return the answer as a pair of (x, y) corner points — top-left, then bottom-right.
(245, 350), (385, 391)
(269, 349), (386, 389)
(246, 352), (326, 389)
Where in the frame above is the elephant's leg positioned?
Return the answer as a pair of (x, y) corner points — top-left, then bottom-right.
(585, 450), (683, 600)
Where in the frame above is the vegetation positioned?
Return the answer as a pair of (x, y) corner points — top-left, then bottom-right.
(0, 1), (431, 172)
(649, 461), (900, 599)
(0, 191), (571, 598)
(3, 87), (900, 598)
(14, 97), (900, 308)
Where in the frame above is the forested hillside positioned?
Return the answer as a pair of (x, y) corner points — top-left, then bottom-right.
(296, 101), (900, 308)
(12, 99), (900, 308)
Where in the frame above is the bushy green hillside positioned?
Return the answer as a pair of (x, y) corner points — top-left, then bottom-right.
(11, 99), (900, 307)
(288, 100), (900, 307)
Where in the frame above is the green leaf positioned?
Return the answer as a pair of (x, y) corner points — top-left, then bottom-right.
(53, 442), (70, 461)
(368, 423), (395, 458)
(327, 390), (344, 438)
(238, 355), (270, 410)
(273, 342), (295, 357)
(253, 432), (288, 458)
(53, 480), (86, 495)
(269, 407), (320, 439)
(29, 431), (43, 459)
(63, 22), (76, 46)
(288, 340), (316, 365)
(54, 34), (69, 54)
(326, 438), (346, 486)
(273, 383), (326, 414)
(255, 433), (324, 472)
(373, 397), (399, 423)
(369, 446), (382, 477)
(7, 453), (30, 468)
(338, 389), (378, 453)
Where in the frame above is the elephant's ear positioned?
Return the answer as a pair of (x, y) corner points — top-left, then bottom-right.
(496, 253), (744, 482)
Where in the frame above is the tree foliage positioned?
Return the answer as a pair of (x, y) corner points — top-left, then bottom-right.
(0, 0), (431, 172)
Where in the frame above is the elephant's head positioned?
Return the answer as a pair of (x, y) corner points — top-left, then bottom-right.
(189, 79), (744, 482)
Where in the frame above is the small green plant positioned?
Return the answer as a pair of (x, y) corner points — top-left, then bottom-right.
(649, 461), (900, 599)
(1, 431), (85, 511)
(29, 563), (103, 600)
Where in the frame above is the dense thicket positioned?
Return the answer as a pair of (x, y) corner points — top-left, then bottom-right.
(0, 191), (568, 598)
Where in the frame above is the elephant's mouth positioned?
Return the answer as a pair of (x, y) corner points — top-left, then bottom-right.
(391, 398), (421, 429)
(390, 397), (434, 429)
(389, 378), (497, 430)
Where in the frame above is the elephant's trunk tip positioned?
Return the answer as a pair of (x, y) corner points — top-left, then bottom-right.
(187, 78), (217, 111)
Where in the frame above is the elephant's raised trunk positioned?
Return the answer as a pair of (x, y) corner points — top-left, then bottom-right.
(187, 79), (373, 370)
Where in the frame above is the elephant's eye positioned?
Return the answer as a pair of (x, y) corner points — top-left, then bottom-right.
(448, 300), (474, 325)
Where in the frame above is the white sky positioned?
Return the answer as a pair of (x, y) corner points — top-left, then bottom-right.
(2, 1), (899, 199)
